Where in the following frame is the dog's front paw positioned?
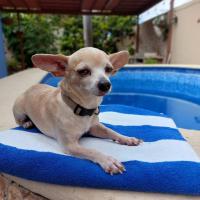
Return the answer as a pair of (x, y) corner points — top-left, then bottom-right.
(115, 136), (143, 146)
(98, 156), (125, 175)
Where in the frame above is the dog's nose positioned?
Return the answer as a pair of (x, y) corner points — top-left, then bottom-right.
(97, 80), (111, 92)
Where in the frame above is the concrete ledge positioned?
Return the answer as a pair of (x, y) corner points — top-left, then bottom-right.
(0, 68), (47, 130)
(125, 64), (200, 69)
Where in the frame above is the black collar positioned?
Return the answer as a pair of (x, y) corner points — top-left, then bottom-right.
(61, 91), (99, 117)
(74, 104), (99, 116)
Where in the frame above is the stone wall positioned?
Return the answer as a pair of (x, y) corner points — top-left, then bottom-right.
(0, 174), (48, 200)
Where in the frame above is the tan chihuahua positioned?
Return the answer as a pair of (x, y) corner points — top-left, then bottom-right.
(13, 47), (142, 175)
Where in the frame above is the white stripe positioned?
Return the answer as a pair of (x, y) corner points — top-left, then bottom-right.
(0, 130), (199, 163)
(81, 138), (200, 163)
(0, 130), (63, 154)
(99, 112), (177, 128)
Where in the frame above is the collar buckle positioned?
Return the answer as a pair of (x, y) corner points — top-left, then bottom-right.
(74, 105), (99, 116)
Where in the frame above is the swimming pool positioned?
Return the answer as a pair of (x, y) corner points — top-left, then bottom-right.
(104, 66), (200, 130)
(41, 65), (200, 130)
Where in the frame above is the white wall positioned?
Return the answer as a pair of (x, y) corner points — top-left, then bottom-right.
(171, 0), (200, 64)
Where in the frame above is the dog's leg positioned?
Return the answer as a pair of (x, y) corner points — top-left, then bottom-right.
(90, 123), (143, 146)
(57, 134), (125, 175)
(68, 143), (125, 175)
(13, 95), (34, 129)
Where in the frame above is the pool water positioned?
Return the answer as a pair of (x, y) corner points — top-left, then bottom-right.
(105, 67), (200, 130)
(103, 93), (200, 130)
(41, 66), (200, 130)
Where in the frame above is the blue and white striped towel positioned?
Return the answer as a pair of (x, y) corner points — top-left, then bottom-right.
(0, 105), (200, 195)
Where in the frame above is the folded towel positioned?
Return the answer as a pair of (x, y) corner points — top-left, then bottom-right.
(0, 105), (200, 195)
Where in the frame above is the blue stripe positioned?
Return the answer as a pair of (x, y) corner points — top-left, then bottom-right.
(102, 124), (184, 141)
(12, 126), (41, 134)
(12, 124), (182, 142)
(0, 144), (200, 195)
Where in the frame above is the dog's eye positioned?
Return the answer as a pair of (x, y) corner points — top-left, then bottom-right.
(105, 66), (113, 73)
(77, 68), (91, 77)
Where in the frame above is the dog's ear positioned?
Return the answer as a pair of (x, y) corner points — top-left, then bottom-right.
(31, 54), (69, 77)
(109, 51), (129, 75)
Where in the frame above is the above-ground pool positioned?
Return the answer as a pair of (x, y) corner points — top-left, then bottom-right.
(104, 66), (200, 130)
(41, 65), (200, 130)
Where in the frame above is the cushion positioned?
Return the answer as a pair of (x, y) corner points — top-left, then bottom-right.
(0, 105), (200, 195)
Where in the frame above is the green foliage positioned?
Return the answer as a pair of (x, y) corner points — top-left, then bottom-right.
(60, 15), (136, 54)
(2, 13), (58, 68)
(7, 56), (20, 74)
(92, 16), (136, 53)
(60, 16), (84, 55)
(128, 45), (135, 55)
(144, 58), (159, 64)
(2, 14), (136, 70)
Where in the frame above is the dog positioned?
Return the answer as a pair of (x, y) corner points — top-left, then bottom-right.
(13, 47), (142, 175)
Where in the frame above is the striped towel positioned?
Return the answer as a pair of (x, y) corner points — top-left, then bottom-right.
(0, 105), (200, 195)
